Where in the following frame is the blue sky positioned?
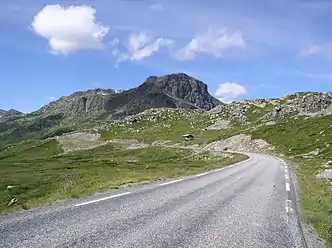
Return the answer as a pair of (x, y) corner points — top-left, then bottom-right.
(0, 0), (332, 112)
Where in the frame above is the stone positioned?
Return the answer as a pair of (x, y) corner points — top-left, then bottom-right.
(206, 119), (230, 130)
(316, 169), (332, 179)
(6, 185), (17, 189)
(203, 134), (272, 153)
(323, 161), (332, 168)
(183, 134), (194, 140)
(7, 198), (18, 207)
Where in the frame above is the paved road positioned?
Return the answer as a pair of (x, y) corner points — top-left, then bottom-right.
(0, 153), (311, 248)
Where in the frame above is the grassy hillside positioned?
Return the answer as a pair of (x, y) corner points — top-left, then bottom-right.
(251, 115), (332, 246)
(101, 109), (245, 144)
(0, 138), (245, 213)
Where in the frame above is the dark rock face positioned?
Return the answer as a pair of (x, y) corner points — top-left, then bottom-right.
(36, 73), (221, 119)
(0, 109), (23, 121)
(37, 89), (118, 118)
(143, 73), (221, 110)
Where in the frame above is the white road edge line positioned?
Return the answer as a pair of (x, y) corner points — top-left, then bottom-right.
(285, 174), (289, 180)
(286, 182), (291, 192)
(75, 192), (131, 207)
(195, 172), (209, 177)
(160, 179), (184, 186)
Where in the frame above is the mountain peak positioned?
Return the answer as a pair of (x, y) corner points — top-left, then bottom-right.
(141, 73), (220, 110)
(0, 108), (23, 121)
(34, 73), (220, 119)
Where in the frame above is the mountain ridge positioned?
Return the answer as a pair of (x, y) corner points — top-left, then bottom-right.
(0, 73), (221, 143)
(0, 109), (23, 121)
(34, 73), (221, 119)
(1, 73), (331, 146)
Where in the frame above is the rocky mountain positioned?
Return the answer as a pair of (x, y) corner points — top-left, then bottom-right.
(0, 73), (221, 143)
(3, 70), (331, 146)
(36, 73), (221, 119)
(0, 109), (23, 121)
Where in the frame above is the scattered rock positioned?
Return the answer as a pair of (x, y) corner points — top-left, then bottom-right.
(265, 121), (276, 126)
(206, 119), (230, 130)
(56, 132), (101, 141)
(300, 148), (320, 158)
(323, 161), (332, 168)
(182, 134), (194, 140)
(264, 92), (332, 119)
(126, 160), (138, 164)
(151, 140), (172, 146)
(6, 185), (17, 189)
(203, 134), (273, 153)
(316, 169), (332, 180)
(7, 198), (18, 207)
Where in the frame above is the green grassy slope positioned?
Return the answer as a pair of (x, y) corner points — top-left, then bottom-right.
(251, 115), (332, 246)
(0, 138), (246, 213)
(101, 109), (245, 145)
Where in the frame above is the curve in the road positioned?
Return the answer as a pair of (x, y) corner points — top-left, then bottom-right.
(0, 153), (315, 248)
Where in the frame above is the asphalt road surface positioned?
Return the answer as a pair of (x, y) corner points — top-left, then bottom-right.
(0, 153), (318, 248)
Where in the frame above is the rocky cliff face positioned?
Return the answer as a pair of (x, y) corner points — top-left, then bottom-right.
(37, 89), (118, 118)
(143, 73), (221, 110)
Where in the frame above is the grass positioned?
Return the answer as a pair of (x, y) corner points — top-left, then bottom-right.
(251, 115), (332, 246)
(101, 108), (246, 145)
(0, 138), (246, 213)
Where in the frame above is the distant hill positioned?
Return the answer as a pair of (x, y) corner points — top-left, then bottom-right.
(0, 109), (23, 121)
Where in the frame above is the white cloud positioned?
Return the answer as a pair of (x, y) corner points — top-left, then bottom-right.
(300, 45), (324, 56)
(176, 29), (246, 60)
(215, 82), (247, 103)
(300, 44), (332, 57)
(149, 3), (164, 11)
(115, 32), (173, 63)
(46, 96), (57, 101)
(32, 5), (109, 54)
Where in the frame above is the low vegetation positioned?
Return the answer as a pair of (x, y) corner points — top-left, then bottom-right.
(251, 115), (332, 246)
(101, 109), (245, 145)
(0, 138), (246, 213)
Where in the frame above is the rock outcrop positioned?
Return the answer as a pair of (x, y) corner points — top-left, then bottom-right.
(209, 92), (332, 123)
(264, 92), (332, 119)
(143, 73), (221, 110)
(0, 109), (23, 121)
